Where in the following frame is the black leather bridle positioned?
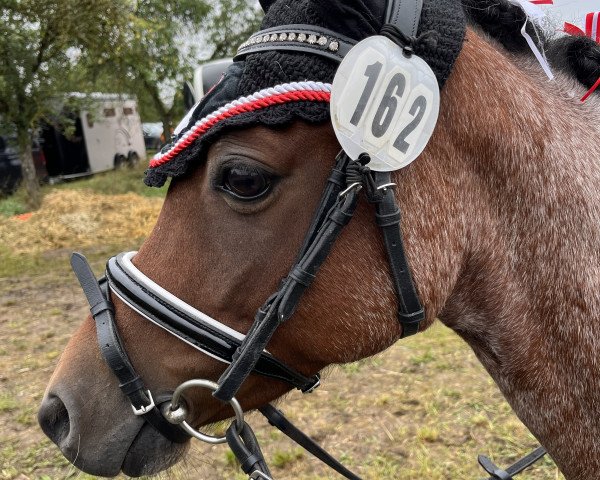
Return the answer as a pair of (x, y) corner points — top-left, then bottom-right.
(69, 0), (548, 477)
(71, 150), (423, 478)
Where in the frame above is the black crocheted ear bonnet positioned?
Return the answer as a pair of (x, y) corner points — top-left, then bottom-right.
(145, 0), (466, 187)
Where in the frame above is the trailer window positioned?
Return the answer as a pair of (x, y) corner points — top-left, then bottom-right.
(123, 107), (134, 115)
(103, 108), (116, 117)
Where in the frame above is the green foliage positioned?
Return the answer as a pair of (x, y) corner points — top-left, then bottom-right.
(79, 0), (263, 130)
(0, 0), (262, 208)
(0, 196), (27, 217)
(205, 0), (265, 61)
(0, 0), (127, 130)
(0, 0), (129, 208)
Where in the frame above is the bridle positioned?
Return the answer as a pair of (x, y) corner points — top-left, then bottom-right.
(70, 0), (548, 478)
(72, 151), (422, 478)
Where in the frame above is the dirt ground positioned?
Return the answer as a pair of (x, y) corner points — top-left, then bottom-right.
(0, 186), (564, 479)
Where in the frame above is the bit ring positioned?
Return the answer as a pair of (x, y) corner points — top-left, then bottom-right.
(166, 379), (244, 445)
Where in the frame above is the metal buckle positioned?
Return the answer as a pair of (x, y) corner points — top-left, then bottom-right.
(301, 375), (321, 394)
(376, 182), (397, 192)
(131, 390), (155, 415)
(338, 182), (362, 198)
(250, 471), (274, 480)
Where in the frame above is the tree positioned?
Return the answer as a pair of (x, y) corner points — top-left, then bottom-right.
(0, 0), (127, 209)
(91, 0), (263, 142)
(0, 0), (262, 208)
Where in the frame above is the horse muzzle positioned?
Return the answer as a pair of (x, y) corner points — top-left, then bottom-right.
(38, 384), (187, 477)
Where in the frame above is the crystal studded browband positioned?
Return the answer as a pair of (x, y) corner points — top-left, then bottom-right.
(234, 24), (358, 63)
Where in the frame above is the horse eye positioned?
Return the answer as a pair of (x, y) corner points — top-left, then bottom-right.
(220, 166), (272, 201)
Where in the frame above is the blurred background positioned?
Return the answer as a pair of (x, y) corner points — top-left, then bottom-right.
(0, 0), (263, 212)
(0, 0), (595, 213)
(0, 1), (596, 479)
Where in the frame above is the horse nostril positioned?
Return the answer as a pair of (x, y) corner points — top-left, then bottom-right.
(38, 394), (71, 447)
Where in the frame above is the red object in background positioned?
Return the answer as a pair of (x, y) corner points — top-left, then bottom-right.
(13, 212), (33, 221)
(581, 77), (600, 102)
(564, 12), (600, 42)
(563, 12), (600, 102)
(529, 0), (553, 4)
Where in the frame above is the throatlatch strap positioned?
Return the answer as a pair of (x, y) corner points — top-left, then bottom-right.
(372, 172), (424, 337)
(70, 253), (189, 444)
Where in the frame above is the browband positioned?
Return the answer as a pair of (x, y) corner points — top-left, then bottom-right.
(106, 252), (321, 393)
(235, 24), (357, 63)
(235, 0), (423, 64)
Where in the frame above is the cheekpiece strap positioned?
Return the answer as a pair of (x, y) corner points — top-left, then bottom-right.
(385, 0), (423, 37)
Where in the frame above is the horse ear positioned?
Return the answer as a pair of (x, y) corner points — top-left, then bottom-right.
(310, 0), (386, 39)
(259, 0), (277, 13)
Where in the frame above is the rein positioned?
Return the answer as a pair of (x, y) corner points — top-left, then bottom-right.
(69, 0), (548, 477)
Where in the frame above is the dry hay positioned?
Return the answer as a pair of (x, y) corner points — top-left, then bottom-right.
(0, 190), (163, 255)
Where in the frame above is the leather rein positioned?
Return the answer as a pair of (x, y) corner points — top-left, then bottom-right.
(69, 0), (547, 477)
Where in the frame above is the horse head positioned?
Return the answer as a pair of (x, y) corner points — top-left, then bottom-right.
(38, 0), (600, 478)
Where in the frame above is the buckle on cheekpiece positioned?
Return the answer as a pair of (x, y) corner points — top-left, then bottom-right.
(300, 374), (321, 394)
(131, 390), (156, 415)
(250, 471), (274, 480)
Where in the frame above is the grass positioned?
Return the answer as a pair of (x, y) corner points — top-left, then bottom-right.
(0, 158), (168, 278)
(0, 196), (29, 217)
(0, 158), (169, 218)
(0, 393), (18, 413)
(271, 448), (304, 469)
(0, 245), (62, 278)
(52, 162), (169, 198)
(0, 240), (144, 278)
(0, 159), (566, 479)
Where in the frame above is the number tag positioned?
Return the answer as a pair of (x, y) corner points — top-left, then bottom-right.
(330, 36), (440, 171)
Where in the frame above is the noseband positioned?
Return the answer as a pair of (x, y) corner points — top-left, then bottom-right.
(70, 0), (547, 477)
(71, 151), (423, 477)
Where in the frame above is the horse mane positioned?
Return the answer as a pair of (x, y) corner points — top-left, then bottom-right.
(461, 0), (548, 54)
(461, 0), (600, 99)
(547, 36), (600, 90)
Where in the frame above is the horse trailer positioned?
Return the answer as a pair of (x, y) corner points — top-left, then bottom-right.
(41, 95), (146, 180)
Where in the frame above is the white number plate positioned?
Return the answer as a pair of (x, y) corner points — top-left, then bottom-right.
(330, 36), (440, 171)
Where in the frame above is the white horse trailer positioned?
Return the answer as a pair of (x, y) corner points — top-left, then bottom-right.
(42, 95), (146, 180)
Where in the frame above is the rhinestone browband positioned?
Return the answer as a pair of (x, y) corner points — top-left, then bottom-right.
(234, 24), (358, 63)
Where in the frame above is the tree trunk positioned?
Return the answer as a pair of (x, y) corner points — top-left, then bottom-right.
(17, 128), (41, 210)
(161, 115), (172, 147)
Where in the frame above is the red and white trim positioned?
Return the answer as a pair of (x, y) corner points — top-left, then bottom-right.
(150, 81), (332, 168)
